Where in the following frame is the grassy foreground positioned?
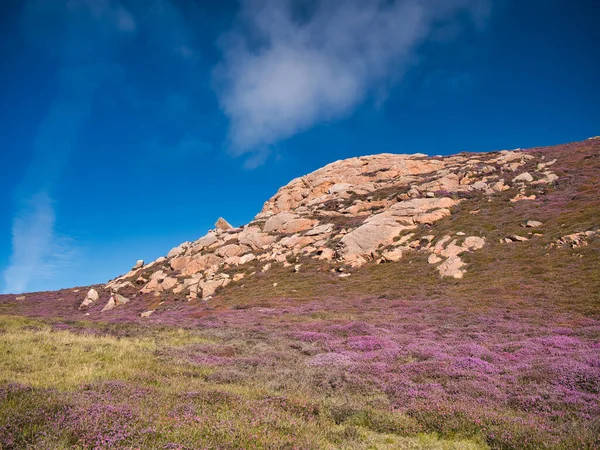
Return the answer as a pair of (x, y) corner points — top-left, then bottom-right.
(0, 315), (487, 450)
(1, 297), (598, 449)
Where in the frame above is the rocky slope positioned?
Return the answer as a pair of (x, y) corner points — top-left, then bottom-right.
(66, 137), (598, 315)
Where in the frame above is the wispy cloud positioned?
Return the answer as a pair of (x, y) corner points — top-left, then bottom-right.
(215, 0), (490, 158)
(3, 193), (76, 294)
(2, 0), (137, 293)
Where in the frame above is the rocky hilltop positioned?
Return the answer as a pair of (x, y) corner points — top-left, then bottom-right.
(67, 137), (598, 315)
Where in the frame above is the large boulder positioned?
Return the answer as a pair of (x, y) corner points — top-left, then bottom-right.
(339, 217), (412, 265)
(281, 218), (318, 234)
(101, 294), (130, 312)
(182, 254), (223, 276)
(215, 217), (233, 231)
(263, 212), (318, 234)
(238, 227), (276, 250)
(170, 256), (191, 271)
(215, 244), (247, 258)
(161, 277), (178, 291)
(193, 233), (219, 250)
(263, 212), (297, 233)
(167, 242), (191, 258)
(79, 288), (99, 308)
(201, 278), (230, 298)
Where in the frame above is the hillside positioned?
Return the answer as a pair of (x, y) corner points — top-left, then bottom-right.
(0, 138), (599, 449)
(3, 138), (599, 318)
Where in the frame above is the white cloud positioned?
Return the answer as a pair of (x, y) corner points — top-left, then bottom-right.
(215, 0), (490, 156)
(3, 193), (76, 294)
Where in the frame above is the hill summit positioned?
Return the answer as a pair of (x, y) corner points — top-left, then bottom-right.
(69, 137), (598, 314)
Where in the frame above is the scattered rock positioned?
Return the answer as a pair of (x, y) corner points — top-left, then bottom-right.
(201, 278), (230, 298)
(509, 235), (529, 242)
(80, 288), (99, 308)
(168, 242), (191, 258)
(150, 270), (168, 281)
(305, 223), (334, 236)
(381, 248), (404, 262)
(101, 294), (130, 312)
(193, 233), (219, 250)
(182, 254), (223, 276)
(524, 220), (543, 228)
(161, 277), (178, 291)
(318, 248), (335, 260)
(238, 253), (257, 264)
(216, 244), (246, 258)
(215, 217), (234, 231)
(513, 172), (534, 183)
(438, 255), (466, 279)
(111, 281), (135, 292)
(170, 256), (191, 271)
(238, 228), (276, 250)
(428, 254), (442, 265)
(463, 236), (486, 250)
(510, 194), (536, 202)
(552, 231), (597, 248)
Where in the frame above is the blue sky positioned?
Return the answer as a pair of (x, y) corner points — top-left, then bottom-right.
(1, 0), (598, 293)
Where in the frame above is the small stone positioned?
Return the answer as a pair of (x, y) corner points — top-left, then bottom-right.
(525, 220), (543, 228)
(273, 282), (278, 287)
(509, 235), (529, 242)
(456, 232), (466, 236)
(338, 273), (351, 278)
